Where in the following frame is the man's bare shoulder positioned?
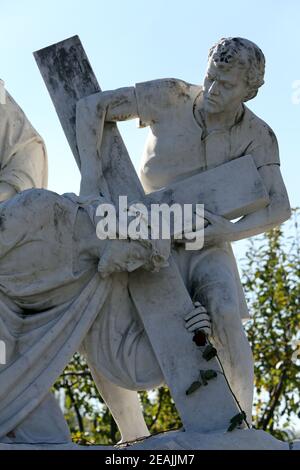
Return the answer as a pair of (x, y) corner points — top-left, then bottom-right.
(136, 78), (201, 101)
(135, 78), (202, 126)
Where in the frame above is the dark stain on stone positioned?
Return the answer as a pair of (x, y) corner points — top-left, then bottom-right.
(53, 203), (68, 245)
(0, 214), (6, 231)
(267, 126), (277, 143)
(69, 115), (76, 128)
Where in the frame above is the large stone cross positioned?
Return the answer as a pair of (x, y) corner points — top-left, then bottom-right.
(34, 36), (266, 433)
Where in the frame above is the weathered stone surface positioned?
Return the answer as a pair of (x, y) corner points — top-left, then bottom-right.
(148, 155), (269, 219)
(0, 36), (292, 449)
(34, 36), (240, 437)
(0, 429), (292, 451)
(0, 87), (47, 201)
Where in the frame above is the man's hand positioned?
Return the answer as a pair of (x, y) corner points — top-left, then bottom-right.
(173, 209), (234, 249)
(184, 301), (211, 336)
(202, 210), (235, 246)
(97, 238), (170, 277)
(98, 240), (152, 277)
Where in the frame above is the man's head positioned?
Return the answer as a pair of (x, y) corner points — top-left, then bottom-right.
(202, 37), (265, 114)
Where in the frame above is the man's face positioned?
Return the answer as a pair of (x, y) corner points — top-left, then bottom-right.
(202, 59), (248, 114)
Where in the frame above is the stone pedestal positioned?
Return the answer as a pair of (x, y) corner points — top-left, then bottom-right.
(0, 428), (297, 451)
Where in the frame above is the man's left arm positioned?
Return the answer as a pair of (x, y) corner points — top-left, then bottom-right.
(204, 164), (291, 245)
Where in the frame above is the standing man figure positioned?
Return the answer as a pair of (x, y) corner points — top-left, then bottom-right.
(78, 37), (291, 423)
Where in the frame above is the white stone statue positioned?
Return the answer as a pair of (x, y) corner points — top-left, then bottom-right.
(76, 37), (291, 430)
(0, 38), (294, 451)
(0, 188), (176, 444)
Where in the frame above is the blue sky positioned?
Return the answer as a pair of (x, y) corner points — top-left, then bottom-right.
(1, 0), (299, 259)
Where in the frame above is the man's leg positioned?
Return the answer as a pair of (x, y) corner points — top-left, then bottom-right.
(88, 366), (150, 442)
(190, 249), (254, 424)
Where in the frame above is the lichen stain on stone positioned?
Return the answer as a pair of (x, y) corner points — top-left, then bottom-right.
(53, 203), (67, 244)
(0, 214), (6, 231)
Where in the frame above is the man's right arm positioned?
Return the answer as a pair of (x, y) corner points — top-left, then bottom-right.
(77, 87), (139, 123)
(77, 78), (181, 124)
(76, 87), (141, 197)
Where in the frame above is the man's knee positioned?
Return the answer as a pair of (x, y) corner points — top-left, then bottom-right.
(216, 301), (242, 332)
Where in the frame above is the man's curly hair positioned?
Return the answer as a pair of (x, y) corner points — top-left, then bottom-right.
(208, 37), (265, 102)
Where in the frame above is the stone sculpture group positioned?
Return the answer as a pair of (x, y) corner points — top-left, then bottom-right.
(0, 36), (295, 450)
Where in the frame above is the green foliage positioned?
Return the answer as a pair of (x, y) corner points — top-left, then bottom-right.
(53, 354), (181, 445)
(139, 388), (181, 435)
(53, 353), (124, 445)
(242, 209), (300, 439)
(53, 210), (300, 443)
